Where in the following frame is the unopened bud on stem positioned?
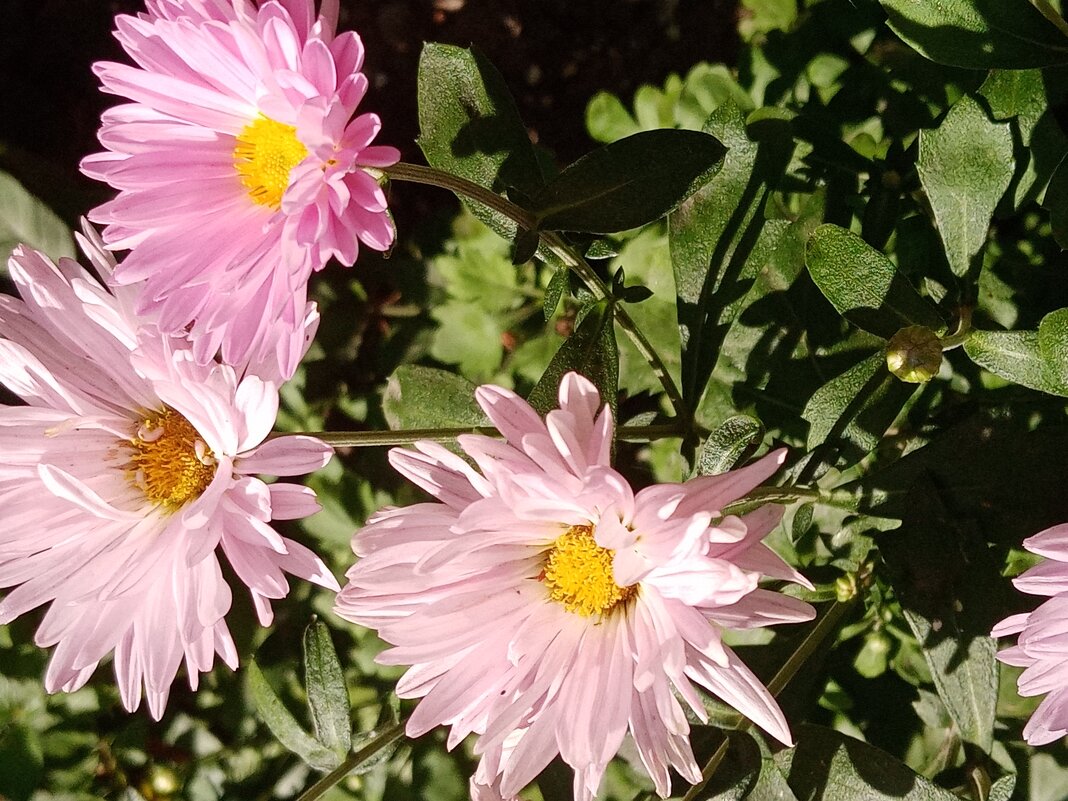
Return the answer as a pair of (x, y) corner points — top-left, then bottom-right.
(886, 325), (942, 383)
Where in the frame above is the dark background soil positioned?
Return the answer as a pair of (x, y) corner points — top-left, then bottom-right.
(0, 0), (740, 227)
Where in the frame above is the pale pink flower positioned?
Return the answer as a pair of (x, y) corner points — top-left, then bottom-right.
(0, 229), (338, 719)
(993, 522), (1068, 744)
(82, 0), (400, 379)
(335, 373), (814, 801)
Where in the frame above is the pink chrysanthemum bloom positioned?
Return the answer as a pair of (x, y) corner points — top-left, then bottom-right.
(992, 522), (1068, 744)
(335, 373), (815, 801)
(81, 0), (400, 379)
(0, 229), (338, 719)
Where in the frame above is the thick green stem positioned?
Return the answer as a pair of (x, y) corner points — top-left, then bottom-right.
(382, 162), (688, 423)
(296, 720), (407, 801)
(384, 162), (538, 230)
(301, 423), (684, 448)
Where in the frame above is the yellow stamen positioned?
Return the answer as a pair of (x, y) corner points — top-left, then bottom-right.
(127, 408), (216, 511)
(233, 115), (308, 209)
(542, 525), (636, 617)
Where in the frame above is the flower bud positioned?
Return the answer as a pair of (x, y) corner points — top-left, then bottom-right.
(886, 325), (942, 383)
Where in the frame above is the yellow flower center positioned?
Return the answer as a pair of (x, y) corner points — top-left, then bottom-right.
(542, 525), (637, 617)
(128, 408), (216, 511)
(233, 115), (308, 209)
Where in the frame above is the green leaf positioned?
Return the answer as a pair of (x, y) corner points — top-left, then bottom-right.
(776, 724), (961, 800)
(430, 301), (505, 380)
(980, 69), (1046, 143)
(1044, 152), (1068, 248)
(0, 170), (75, 270)
(917, 95), (1014, 276)
(879, 486), (1000, 751)
(669, 100), (794, 410)
(801, 352), (918, 468)
(303, 621), (351, 761)
(989, 774), (1016, 801)
(694, 415), (765, 476)
(1038, 307), (1068, 388)
(382, 366), (491, 429)
(0, 723), (43, 801)
(963, 328), (1068, 396)
(527, 299), (618, 418)
(739, 0), (798, 40)
(543, 266), (568, 321)
(675, 64), (755, 129)
(805, 224), (944, 338)
(852, 409), (1068, 545)
(979, 68), (1067, 209)
(247, 660), (339, 771)
(880, 0), (1068, 69)
(605, 228), (684, 397)
(417, 44), (544, 237)
(585, 92), (641, 144)
(903, 610), (998, 752)
(527, 129), (726, 233)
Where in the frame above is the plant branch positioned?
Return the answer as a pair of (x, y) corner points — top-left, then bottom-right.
(298, 423), (684, 448)
(384, 162), (537, 230)
(674, 596), (860, 801)
(541, 231), (689, 423)
(382, 162), (688, 423)
(296, 720), (407, 801)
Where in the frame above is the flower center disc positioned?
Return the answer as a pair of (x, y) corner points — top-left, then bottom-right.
(233, 116), (308, 209)
(542, 525), (636, 617)
(128, 408), (215, 511)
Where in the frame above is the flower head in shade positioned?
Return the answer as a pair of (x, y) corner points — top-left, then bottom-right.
(82, 0), (400, 379)
(334, 373), (814, 801)
(0, 229), (337, 719)
(992, 522), (1068, 745)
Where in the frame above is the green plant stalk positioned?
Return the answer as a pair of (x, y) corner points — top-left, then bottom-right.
(296, 720), (407, 801)
(1032, 0), (1068, 38)
(382, 162), (688, 422)
(302, 423), (684, 448)
(668, 597), (859, 801)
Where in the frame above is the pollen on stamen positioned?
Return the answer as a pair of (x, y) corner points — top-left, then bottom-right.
(233, 115), (308, 210)
(126, 408), (216, 511)
(542, 525), (637, 617)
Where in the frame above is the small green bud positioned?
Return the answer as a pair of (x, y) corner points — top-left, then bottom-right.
(886, 325), (942, 383)
(145, 765), (181, 798)
(835, 573), (858, 602)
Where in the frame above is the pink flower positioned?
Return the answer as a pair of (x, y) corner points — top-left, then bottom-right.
(0, 228), (338, 719)
(334, 373), (814, 800)
(993, 523), (1068, 745)
(82, 0), (400, 379)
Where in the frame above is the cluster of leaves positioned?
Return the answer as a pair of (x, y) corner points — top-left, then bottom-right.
(5, 0), (1068, 799)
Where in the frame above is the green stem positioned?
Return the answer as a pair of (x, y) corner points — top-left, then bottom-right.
(382, 162), (688, 423)
(541, 230), (689, 423)
(301, 423), (684, 448)
(940, 305), (973, 351)
(717, 485), (862, 518)
(673, 597), (859, 801)
(384, 162), (537, 230)
(296, 720), (407, 801)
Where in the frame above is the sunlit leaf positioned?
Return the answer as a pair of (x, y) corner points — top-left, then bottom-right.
(880, 0), (1068, 69)
(917, 95), (1014, 277)
(247, 660), (339, 772)
(382, 366), (490, 430)
(805, 224), (944, 338)
(0, 170), (75, 271)
(303, 621), (351, 761)
(417, 44), (545, 237)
